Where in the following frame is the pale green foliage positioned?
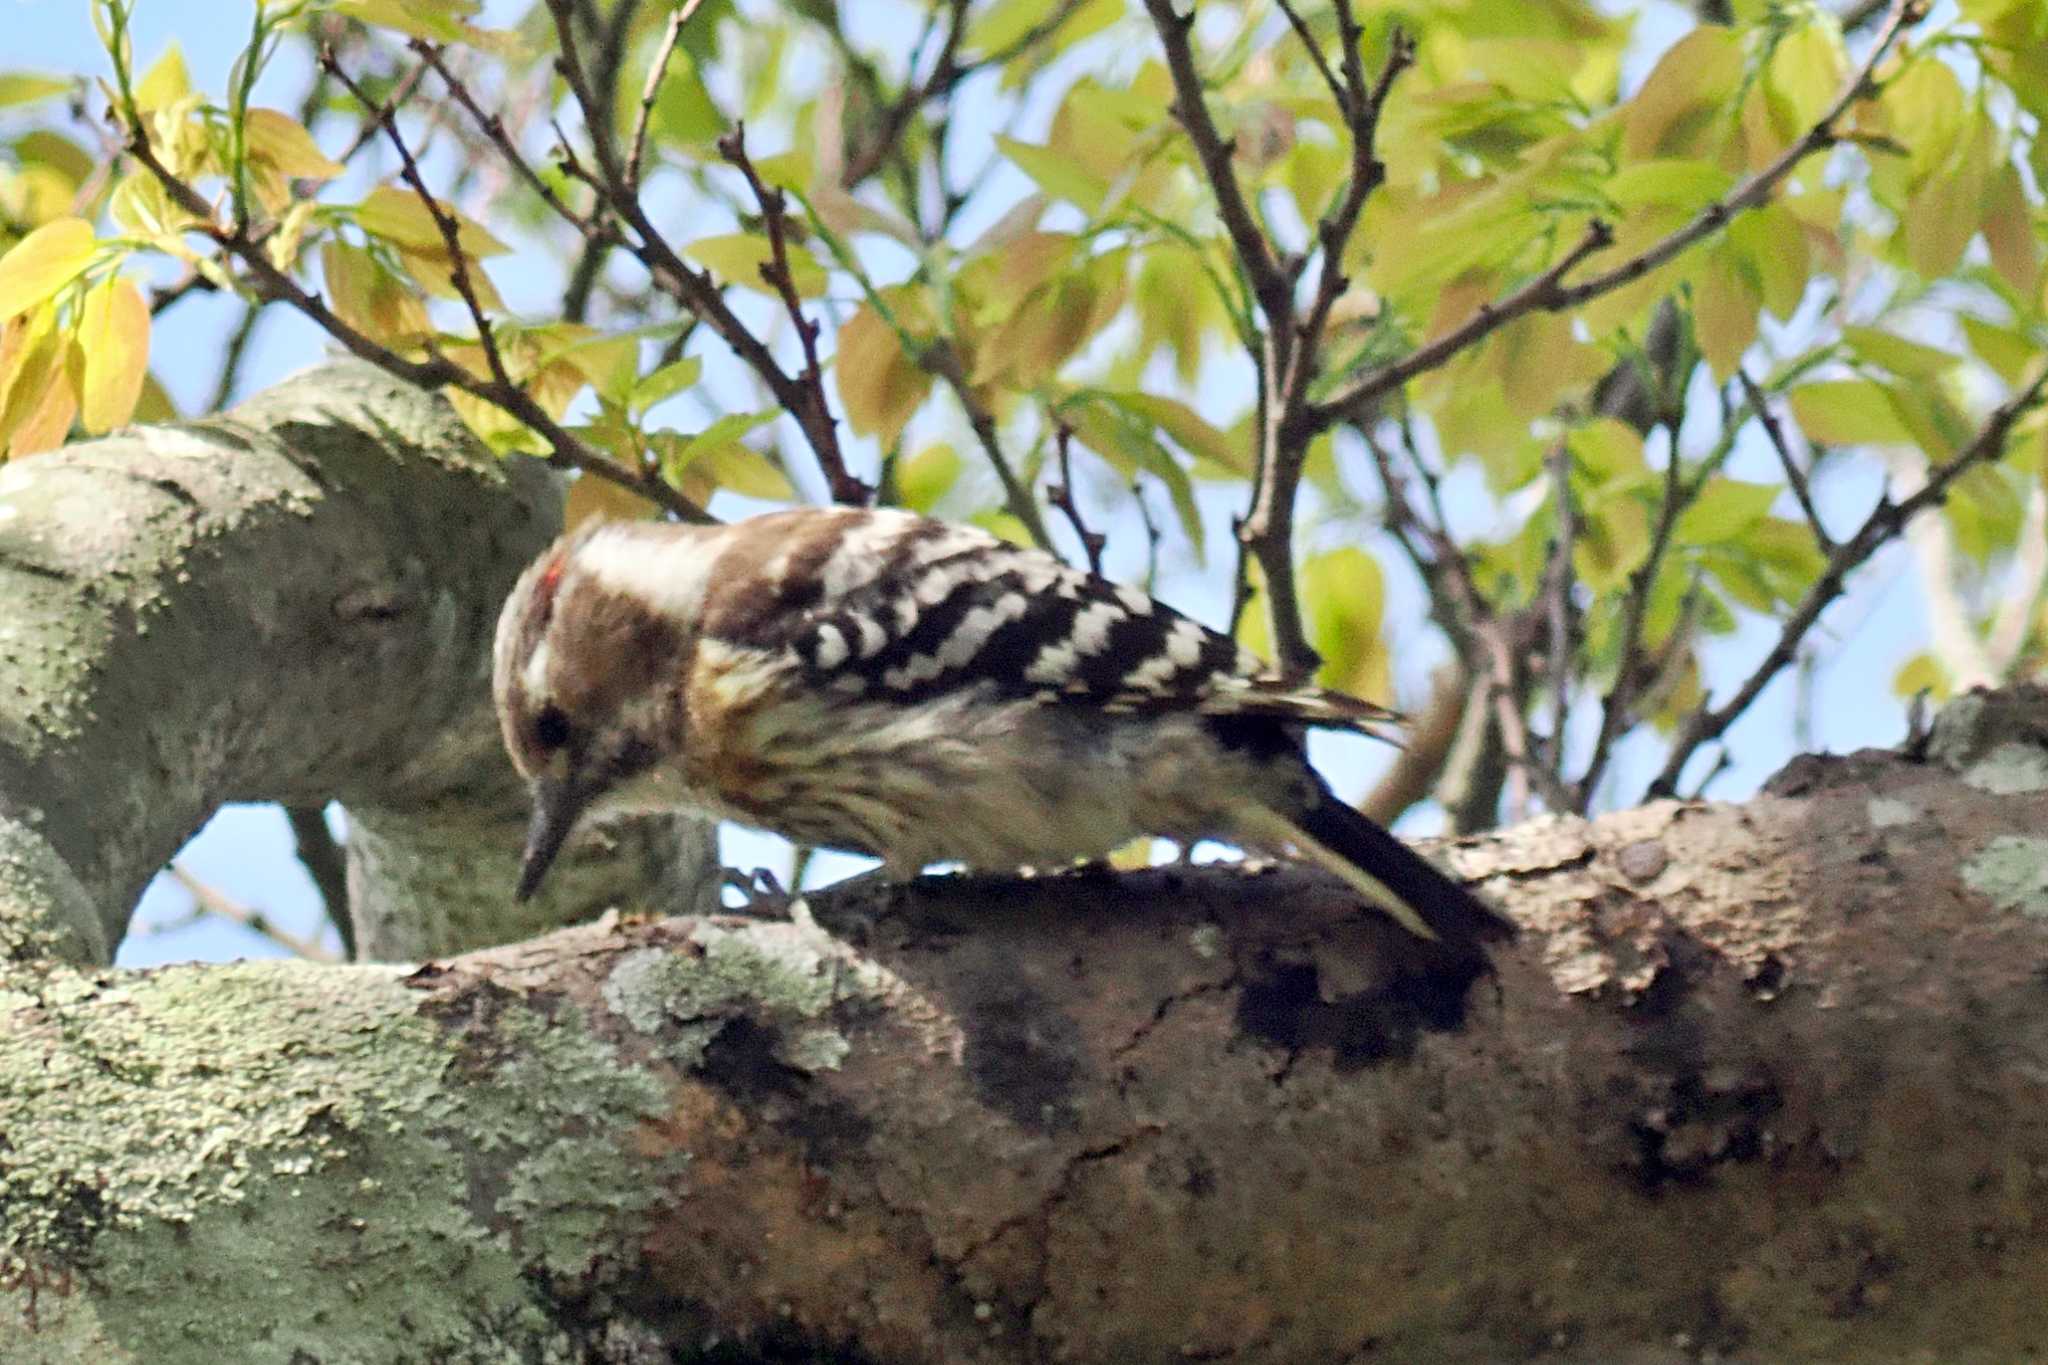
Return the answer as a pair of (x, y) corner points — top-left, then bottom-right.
(0, 0), (2042, 817)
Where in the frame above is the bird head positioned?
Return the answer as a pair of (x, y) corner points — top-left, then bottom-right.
(492, 521), (715, 900)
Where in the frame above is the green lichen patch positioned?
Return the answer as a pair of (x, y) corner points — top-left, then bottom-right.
(1865, 797), (1918, 829)
(2, 955), (683, 1365)
(1962, 835), (2048, 918)
(599, 919), (897, 1074)
(1961, 742), (2048, 796)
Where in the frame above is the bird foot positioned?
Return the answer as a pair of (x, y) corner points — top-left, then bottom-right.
(719, 865), (795, 919)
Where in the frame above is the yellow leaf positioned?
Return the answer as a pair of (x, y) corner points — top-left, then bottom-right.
(354, 185), (509, 258)
(76, 277), (149, 435)
(1983, 164), (2041, 299)
(1300, 547), (1390, 704)
(1892, 651), (1949, 701)
(0, 307), (63, 445)
(1622, 27), (1743, 161)
(134, 43), (190, 112)
(320, 240), (431, 343)
(835, 294), (931, 445)
(681, 232), (828, 298)
(1573, 490), (1651, 591)
(7, 345), (75, 457)
(897, 442), (961, 514)
(565, 471), (659, 532)
(1764, 20), (1847, 139)
(1788, 380), (1913, 447)
(0, 217), (94, 325)
(243, 108), (344, 181)
(395, 244), (505, 311)
(1693, 240), (1760, 382)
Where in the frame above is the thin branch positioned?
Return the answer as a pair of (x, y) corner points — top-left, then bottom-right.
(1313, 219), (1615, 423)
(1274, 0), (1346, 110)
(1358, 660), (1468, 827)
(165, 864), (339, 963)
(1140, 0), (1290, 326)
(285, 805), (354, 961)
(1046, 424), (1105, 575)
(1314, 0), (1922, 426)
(920, 341), (1052, 547)
(1538, 438), (1576, 783)
(119, 111), (709, 524)
(625, 0), (704, 192)
(1739, 367), (1833, 552)
(1647, 361), (2048, 799)
(717, 126), (867, 505)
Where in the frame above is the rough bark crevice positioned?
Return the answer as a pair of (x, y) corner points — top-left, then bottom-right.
(2, 368), (2046, 1361)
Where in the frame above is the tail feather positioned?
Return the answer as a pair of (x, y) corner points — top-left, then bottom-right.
(1265, 792), (1516, 953)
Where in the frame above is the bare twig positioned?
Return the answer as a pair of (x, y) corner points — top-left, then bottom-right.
(625, 0), (704, 192)
(1140, 0), (1290, 326)
(1358, 660), (1469, 826)
(1538, 439), (1576, 782)
(164, 864), (339, 962)
(1274, 0), (1347, 110)
(1046, 425), (1105, 575)
(1312, 220), (1616, 424)
(285, 805), (355, 961)
(1739, 368), (1833, 552)
(120, 110), (709, 524)
(920, 341), (1052, 547)
(717, 126), (866, 504)
(1647, 361), (2048, 798)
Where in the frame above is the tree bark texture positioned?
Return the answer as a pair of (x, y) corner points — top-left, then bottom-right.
(4, 369), (2047, 1362)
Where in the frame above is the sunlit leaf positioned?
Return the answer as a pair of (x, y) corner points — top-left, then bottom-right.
(133, 43), (190, 112)
(897, 442), (962, 514)
(1842, 325), (1958, 381)
(835, 293), (931, 446)
(0, 218), (94, 325)
(75, 277), (148, 435)
(243, 108), (344, 182)
(1573, 489), (1651, 591)
(1960, 315), (2034, 386)
(682, 232), (828, 298)
(1674, 478), (1777, 546)
(1788, 380), (1913, 446)
(1300, 546), (1390, 704)
(1622, 27), (1743, 160)
(0, 73), (69, 109)
(630, 356), (704, 411)
(995, 134), (1107, 212)
(354, 185), (510, 258)
(1892, 651), (1950, 701)
(565, 471), (659, 532)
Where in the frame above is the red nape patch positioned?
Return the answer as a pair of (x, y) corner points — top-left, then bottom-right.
(531, 551), (568, 623)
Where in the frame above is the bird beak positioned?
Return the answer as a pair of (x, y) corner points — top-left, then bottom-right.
(515, 775), (588, 902)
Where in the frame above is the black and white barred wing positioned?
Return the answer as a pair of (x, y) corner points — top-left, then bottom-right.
(746, 510), (1397, 734)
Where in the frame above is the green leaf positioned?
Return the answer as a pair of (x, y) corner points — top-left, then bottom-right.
(1960, 315), (2035, 386)
(1893, 651), (1950, 701)
(995, 134), (1107, 212)
(1674, 479), (1778, 546)
(1573, 490), (1651, 592)
(1567, 417), (1647, 488)
(630, 356), (703, 411)
(1062, 396), (1203, 556)
(897, 443), (962, 514)
(1842, 325), (1959, 381)
(965, 0), (1059, 57)
(0, 73), (69, 110)
(1605, 158), (1736, 212)
(0, 217), (94, 325)
(658, 411), (778, 479)
(1299, 547), (1390, 704)
(682, 232), (828, 298)
(1787, 380), (1914, 446)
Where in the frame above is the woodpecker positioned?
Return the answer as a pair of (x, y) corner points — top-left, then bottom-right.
(492, 507), (1514, 955)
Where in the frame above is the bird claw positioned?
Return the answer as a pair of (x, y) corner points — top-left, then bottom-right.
(720, 865), (794, 918)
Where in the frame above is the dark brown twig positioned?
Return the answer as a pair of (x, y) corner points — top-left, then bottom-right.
(285, 805), (355, 961)
(120, 104), (708, 524)
(1739, 367), (1833, 551)
(1046, 425), (1106, 575)
(1647, 360), (2048, 798)
(717, 126), (867, 505)
(625, 0), (703, 192)
(1313, 0), (1922, 426)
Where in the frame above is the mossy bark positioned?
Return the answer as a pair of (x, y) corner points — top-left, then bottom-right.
(2, 366), (2046, 1362)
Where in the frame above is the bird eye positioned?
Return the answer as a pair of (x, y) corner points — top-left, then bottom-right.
(533, 704), (572, 752)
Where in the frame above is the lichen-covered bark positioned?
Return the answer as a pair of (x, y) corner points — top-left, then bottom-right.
(4, 364), (2047, 1361)
(9, 691), (2048, 1361)
(0, 360), (712, 964)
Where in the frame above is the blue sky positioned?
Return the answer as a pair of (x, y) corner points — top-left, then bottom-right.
(2, 2), (1927, 965)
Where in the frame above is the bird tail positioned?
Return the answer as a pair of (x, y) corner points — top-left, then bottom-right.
(1242, 790), (1516, 953)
